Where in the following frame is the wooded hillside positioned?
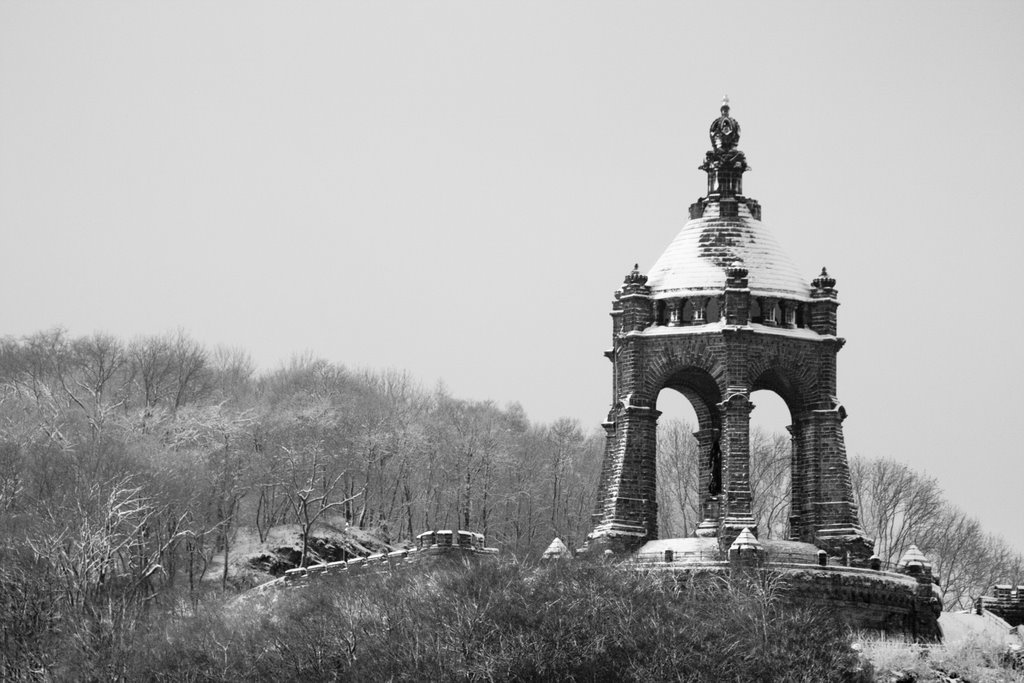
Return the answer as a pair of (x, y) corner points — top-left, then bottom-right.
(0, 328), (1020, 676)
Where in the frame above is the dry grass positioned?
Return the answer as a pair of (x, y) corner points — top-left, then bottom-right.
(857, 633), (1023, 682)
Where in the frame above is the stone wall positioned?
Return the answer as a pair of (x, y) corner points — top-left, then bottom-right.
(782, 566), (941, 640)
(979, 585), (1024, 627)
(273, 530), (498, 588)
(634, 537), (941, 641)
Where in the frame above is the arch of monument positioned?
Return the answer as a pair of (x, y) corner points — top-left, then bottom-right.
(586, 99), (873, 564)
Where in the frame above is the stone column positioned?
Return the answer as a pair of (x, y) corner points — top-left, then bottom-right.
(586, 403), (661, 553)
(786, 421), (806, 542)
(791, 405), (872, 563)
(723, 264), (750, 325)
(809, 268), (838, 335)
(789, 413), (816, 542)
(620, 265), (653, 332)
(718, 391), (757, 546)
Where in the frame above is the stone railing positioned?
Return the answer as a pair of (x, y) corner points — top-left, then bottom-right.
(977, 585), (1024, 627)
(273, 529), (498, 587)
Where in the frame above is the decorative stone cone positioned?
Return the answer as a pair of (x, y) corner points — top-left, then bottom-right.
(542, 537), (571, 560)
(729, 527), (763, 552)
(897, 544), (931, 570)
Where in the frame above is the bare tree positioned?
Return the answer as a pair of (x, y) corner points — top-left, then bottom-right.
(282, 446), (362, 567)
(26, 477), (184, 612)
(656, 418), (699, 537)
(127, 331), (212, 412)
(749, 428), (791, 539)
(850, 456), (944, 564)
(210, 345), (256, 405)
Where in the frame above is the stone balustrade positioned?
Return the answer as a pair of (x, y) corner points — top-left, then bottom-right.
(278, 529), (498, 585)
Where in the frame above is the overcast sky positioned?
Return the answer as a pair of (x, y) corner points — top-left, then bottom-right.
(2, 1), (1023, 552)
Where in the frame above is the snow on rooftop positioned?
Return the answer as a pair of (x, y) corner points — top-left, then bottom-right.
(632, 320), (835, 342)
(897, 544), (931, 569)
(729, 527), (763, 551)
(646, 200), (814, 302)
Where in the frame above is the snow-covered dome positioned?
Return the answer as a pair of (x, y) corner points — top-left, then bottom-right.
(645, 99), (814, 303)
(646, 200), (813, 302)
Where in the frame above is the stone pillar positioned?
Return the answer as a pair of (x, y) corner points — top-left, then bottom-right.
(786, 421), (807, 542)
(789, 412), (817, 543)
(718, 391), (757, 546)
(791, 405), (872, 563)
(586, 403), (661, 553)
(723, 264), (750, 326)
(809, 268), (838, 335)
(620, 270), (653, 331)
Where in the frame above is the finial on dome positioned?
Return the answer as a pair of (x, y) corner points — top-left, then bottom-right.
(624, 263), (648, 287)
(726, 260), (748, 281)
(701, 97), (747, 198)
(812, 267), (836, 290)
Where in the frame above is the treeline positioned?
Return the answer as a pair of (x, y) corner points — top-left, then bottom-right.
(0, 326), (605, 554)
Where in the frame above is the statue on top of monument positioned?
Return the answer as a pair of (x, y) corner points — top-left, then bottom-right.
(709, 95), (741, 152)
(701, 96), (748, 189)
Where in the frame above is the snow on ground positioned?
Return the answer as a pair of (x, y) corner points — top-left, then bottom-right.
(204, 517), (397, 585)
(939, 610), (1022, 650)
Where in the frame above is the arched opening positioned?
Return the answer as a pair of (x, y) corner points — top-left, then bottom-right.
(750, 369), (801, 540)
(655, 389), (700, 538)
(653, 366), (723, 539)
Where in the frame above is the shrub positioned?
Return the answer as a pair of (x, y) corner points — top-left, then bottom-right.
(122, 558), (863, 681)
(858, 633), (1024, 683)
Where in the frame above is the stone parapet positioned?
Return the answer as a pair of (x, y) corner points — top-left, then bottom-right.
(978, 585), (1024, 627)
(627, 555), (941, 641)
(275, 529), (498, 588)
